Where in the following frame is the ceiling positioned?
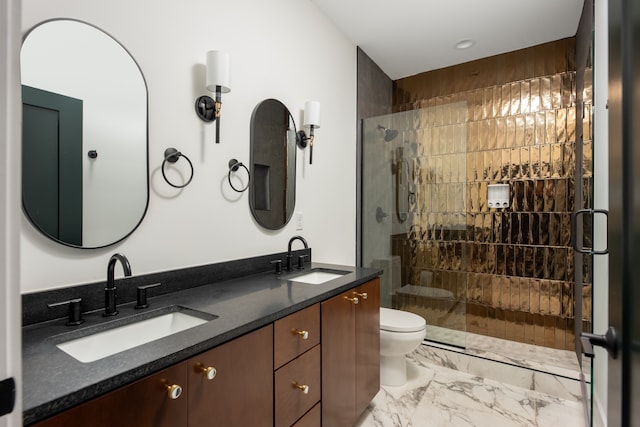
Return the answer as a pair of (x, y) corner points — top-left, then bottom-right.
(311, 0), (585, 80)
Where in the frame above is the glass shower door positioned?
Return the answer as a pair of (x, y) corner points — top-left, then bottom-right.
(361, 108), (468, 349)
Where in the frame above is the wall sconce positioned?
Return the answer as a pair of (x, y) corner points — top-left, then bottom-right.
(195, 50), (231, 144)
(296, 101), (320, 164)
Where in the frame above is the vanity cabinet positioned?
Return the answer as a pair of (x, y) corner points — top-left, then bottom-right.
(31, 362), (188, 427)
(32, 325), (273, 427)
(30, 278), (380, 427)
(321, 278), (380, 427)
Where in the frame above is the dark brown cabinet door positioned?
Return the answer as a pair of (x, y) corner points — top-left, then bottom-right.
(187, 325), (274, 427)
(321, 289), (357, 427)
(321, 279), (380, 427)
(354, 278), (380, 416)
(32, 362), (188, 427)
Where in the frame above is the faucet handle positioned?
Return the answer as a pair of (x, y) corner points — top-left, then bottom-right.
(297, 254), (309, 270)
(135, 283), (162, 309)
(271, 259), (283, 275)
(48, 298), (84, 326)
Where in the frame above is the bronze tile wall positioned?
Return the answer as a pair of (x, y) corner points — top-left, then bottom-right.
(390, 39), (592, 350)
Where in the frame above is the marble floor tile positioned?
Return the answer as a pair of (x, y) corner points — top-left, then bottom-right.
(355, 350), (586, 427)
(426, 325), (590, 382)
(410, 344), (583, 402)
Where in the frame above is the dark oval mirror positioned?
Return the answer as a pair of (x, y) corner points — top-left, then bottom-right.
(21, 19), (149, 248)
(249, 99), (297, 230)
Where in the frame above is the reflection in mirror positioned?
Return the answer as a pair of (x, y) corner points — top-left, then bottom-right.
(21, 19), (148, 248)
(249, 99), (297, 230)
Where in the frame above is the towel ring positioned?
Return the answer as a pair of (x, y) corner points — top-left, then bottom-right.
(227, 159), (250, 193)
(162, 148), (194, 188)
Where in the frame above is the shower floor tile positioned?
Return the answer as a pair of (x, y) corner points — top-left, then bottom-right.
(426, 325), (589, 381)
(355, 348), (586, 427)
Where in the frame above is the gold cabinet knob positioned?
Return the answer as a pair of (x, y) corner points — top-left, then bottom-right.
(353, 291), (368, 300)
(201, 366), (217, 380)
(344, 296), (359, 304)
(165, 383), (183, 400)
(292, 328), (309, 340)
(292, 381), (309, 394)
(195, 363), (217, 380)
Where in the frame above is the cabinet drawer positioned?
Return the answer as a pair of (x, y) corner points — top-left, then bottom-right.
(275, 345), (321, 427)
(292, 403), (321, 427)
(274, 303), (320, 369)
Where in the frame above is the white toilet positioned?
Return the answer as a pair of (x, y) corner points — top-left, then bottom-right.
(379, 307), (426, 386)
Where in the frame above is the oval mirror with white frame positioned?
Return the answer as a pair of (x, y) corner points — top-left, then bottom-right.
(249, 99), (297, 230)
(21, 19), (149, 248)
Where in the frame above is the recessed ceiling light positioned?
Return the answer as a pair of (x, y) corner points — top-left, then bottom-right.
(455, 39), (475, 50)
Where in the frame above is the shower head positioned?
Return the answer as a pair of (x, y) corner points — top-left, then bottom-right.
(377, 125), (399, 142)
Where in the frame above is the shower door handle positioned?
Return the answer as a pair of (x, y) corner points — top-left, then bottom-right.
(571, 209), (609, 254)
(580, 326), (618, 359)
(0, 377), (15, 416)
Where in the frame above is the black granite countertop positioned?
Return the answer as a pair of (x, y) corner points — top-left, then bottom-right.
(22, 262), (382, 425)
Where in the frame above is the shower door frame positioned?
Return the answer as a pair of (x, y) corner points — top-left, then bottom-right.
(574, 0), (595, 422)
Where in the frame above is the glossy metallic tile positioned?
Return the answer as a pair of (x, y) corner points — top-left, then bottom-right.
(505, 115), (516, 148)
(583, 140), (593, 177)
(556, 108), (567, 143)
(501, 84), (511, 117)
(483, 87), (493, 120)
(539, 213), (550, 246)
(515, 114), (526, 147)
(562, 282), (574, 317)
(551, 74), (563, 109)
(555, 317), (567, 349)
(583, 103), (592, 143)
(521, 80), (531, 114)
(519, 277), (530, 312)
(540, 280), (551, 315)
(562, 72), (574, 108)
(520, 146), (531, 179)
(555, 179), (567, 211)
(540, 144), (551, 178)
(525, 113), (536, 147)
(567, 105), (577, 143)
(530, 78), (541, 113)
(542, 77), (553, 110)
(544, 318), (559, 348)
(530, 145), (540, 179)
(536, 112), (546, 145)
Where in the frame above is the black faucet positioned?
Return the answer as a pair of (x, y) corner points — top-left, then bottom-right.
(103, 253), (132, 317)
(286, 235), (308, 271)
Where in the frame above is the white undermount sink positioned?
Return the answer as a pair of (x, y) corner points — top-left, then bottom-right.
(289, 269), (349, 285)
(56, 308), (215, 363)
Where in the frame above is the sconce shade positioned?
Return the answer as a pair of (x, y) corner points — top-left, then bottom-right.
(303, 101), (320, 128)
(206, 50), (231, 93)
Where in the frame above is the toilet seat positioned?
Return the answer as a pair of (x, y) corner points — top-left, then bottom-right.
(380, 307), (426, 333)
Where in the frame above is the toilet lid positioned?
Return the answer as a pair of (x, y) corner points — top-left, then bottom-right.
(380, 307), (426, 332)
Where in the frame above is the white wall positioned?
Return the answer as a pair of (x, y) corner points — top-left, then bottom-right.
(20, 0), (357, 293)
